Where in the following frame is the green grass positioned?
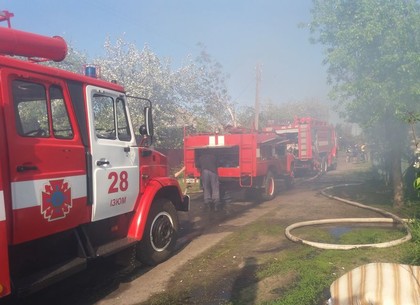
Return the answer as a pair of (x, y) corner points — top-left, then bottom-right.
(140, 216), (414, 305)
(229, 223), (412, 305)
(262, 251), (334, 305)
(293, 225), (407, 244)
(339, 227), (406, 244)
(405, 218), (420, 265)
(254, 231), (411, 305)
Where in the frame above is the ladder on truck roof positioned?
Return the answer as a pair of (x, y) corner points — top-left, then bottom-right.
(298, 123), (311, 159)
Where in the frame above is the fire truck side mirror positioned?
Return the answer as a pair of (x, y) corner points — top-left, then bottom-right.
(126, 95), (154, 145)
(139, 106), (154, 145)
(144, 106), (154, 137)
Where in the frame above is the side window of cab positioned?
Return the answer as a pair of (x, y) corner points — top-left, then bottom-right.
(50, 86), (73, 139)
(92, 93), (131, 142)
(12, 80), (73, 139)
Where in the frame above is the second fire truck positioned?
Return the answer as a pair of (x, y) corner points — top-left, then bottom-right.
(184, 127), (295, 201)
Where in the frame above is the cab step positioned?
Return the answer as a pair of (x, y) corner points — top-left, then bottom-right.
(95, 237), (138, 257)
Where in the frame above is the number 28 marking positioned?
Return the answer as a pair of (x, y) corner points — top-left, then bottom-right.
(108, 171), (129, 193)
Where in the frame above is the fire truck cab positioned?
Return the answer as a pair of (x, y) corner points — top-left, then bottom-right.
(184, 127), (295, 201)
(265, 117), (338, 175)
(0, 15), (189, 298)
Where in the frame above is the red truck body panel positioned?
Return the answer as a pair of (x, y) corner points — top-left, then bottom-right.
(184, 129), (294, 195)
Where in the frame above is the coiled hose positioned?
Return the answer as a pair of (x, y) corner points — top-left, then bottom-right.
(285, 183), (412, 250)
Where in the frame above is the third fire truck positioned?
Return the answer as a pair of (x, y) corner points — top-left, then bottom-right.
(184, 127), (295, 201)
(0, 12), (189, 299)
(264, 117), (338, 175)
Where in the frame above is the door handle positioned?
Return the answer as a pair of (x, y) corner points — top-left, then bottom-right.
(96, 159), (110, 166)
(17, 165), (38, 172)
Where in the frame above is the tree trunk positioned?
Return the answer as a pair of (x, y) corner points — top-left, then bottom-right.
(391, 147), (404, 208)
(226, 106), (237, 127)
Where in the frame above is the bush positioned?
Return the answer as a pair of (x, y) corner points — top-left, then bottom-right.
(406, 218), (420, 264)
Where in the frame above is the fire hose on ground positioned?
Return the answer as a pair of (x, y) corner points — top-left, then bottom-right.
(285, 183), (412, 250)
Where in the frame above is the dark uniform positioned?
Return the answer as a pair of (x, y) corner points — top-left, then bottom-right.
(198, 151), (220, 207)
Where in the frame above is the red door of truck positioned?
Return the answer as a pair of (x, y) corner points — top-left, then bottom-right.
(2, 71), (90, 244)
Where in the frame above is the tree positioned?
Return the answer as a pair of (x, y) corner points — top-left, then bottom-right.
(94, 38), (237, 148)
(46, 36), (236, 148)
(95, 37), (180, 147)
(177, 45), (237, 132)
(42, 42), (88, 73)
(259, 98), (330, 127)
(310, 0), (420, 207)
(236, 105), (256, 129)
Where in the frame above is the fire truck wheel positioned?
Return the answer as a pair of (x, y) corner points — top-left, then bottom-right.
(137, 198), (179, 266)
(262, 171), (276, 201)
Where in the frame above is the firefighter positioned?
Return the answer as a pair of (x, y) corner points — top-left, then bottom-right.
(360, 143), (367, 162)
(198, 149), (220, 210)
(345, 146), (353, 163)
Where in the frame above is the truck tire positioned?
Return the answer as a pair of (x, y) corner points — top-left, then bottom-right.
(262, 171), (276, 201)
(137, 198), (179, 266)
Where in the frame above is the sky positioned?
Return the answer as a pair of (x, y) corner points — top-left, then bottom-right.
(1, 0), (331, 109)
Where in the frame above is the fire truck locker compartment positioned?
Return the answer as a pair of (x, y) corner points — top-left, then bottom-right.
(194, 146), (240, 168)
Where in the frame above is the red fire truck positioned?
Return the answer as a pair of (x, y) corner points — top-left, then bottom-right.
(184, 127), (295, 201)
(0, 13), (189, 298)
(264, 117), (338, 175)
